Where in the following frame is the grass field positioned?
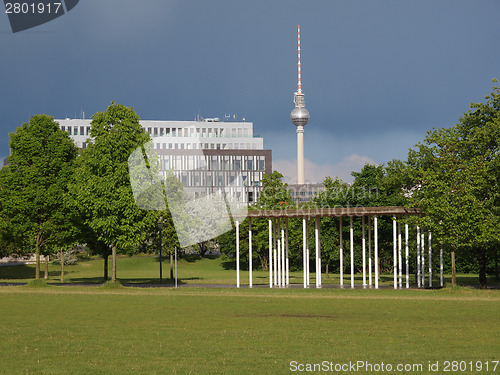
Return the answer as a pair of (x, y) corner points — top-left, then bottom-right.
(0, 254), (497, 288)
(0, 286), (499, 374)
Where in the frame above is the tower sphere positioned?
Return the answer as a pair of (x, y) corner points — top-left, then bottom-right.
(290, 106), (310, 127)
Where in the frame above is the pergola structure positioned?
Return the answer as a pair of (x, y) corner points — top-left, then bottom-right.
(232, 206), (444, 289)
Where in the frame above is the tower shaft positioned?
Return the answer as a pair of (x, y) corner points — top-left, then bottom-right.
(297, 126), (305, 184)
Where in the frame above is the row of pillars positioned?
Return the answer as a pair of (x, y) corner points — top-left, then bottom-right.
(234, 215), (444, 289)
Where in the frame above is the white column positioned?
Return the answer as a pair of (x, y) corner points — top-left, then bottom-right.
(393, 217), (397, 289)
(362, 216), (366, 287)
(440, 246), (444, 287)
(236, 219), (240, 288)
(428, 231), (432, 287)
(281, 219), (286, 286)
(421, 230), (425, 287)
(303, 217), (307, 288)
(405, 222), (409, 289)
(318, 217), (322, 288)
(315, 216), (320, 288)
(339, 218), (343, 288)
(374, 216), (379, 289)
(277, 219), (281, 287)
(368, 216), (372, 287)
(350, 216), (354, 289)
(273, 218), (277, 286)
(248, 218), (252, 288)
(306, 219), (310, 287)
(417, 226), (421, 288)
(268, 219), (273, 288)
(285, 218), (289, 286)
(398, 217), (402, 288)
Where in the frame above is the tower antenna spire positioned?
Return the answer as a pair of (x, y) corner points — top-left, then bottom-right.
(290, 25), (310, 185)
(297, 24), (302, 93)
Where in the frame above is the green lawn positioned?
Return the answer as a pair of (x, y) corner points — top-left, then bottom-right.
(0, 254), (496, 288)
(0, 286), (499, 374)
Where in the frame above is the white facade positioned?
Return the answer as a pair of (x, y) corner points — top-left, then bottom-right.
(56, 118), (263, 151)
(57, 118), (271, 204)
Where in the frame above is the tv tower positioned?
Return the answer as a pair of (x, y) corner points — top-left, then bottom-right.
(290, 25), (310, 185)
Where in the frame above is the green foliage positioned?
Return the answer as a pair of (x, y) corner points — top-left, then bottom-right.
(406, 82), (500, 287)
(255, 171), (294, 209)
(0, 115), (78, 280)
(72, 103), (156, 254)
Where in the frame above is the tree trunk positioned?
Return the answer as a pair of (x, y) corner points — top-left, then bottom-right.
(103, 254), (109, 281)
(60, 249), (65, 283)
(44, 255), (49, 280)
(112, 245), (117, 283)
(478, 247), (487, 290)
(451, 250), (456, 287)
(170, 253), (174, 280)
(35, 243), (40, 281)
(326, 263), (329, 279)
(259, 255), (268, 272)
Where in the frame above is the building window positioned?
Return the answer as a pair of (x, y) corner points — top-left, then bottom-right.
(259, 159), (265, 171)
(247, 159), (253, 171)
(61, 126), (65, 132)
(80, 126), (84, 136)
(147, 127), (152, 135)
(86, 126), (90, 135)
(160, 128), (164, 136)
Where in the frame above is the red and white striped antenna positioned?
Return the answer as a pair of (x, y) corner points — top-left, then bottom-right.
(297, 24), (302, 93)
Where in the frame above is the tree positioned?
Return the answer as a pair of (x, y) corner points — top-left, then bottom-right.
(256, 171), (294, 209)
(72, 103), (155, 283)
(0, 115), (78, 280)
(406, 82), (500, 288)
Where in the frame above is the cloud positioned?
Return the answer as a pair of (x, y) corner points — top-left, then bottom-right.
(273, 154), (377, 184)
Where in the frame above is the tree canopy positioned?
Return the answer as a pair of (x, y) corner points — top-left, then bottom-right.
(406, 81), (500, 288)
(72, 103), (156, 282)
(0, 114), (78, 280)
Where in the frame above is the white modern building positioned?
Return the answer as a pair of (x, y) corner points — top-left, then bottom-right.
(57, 118), (272, 204)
